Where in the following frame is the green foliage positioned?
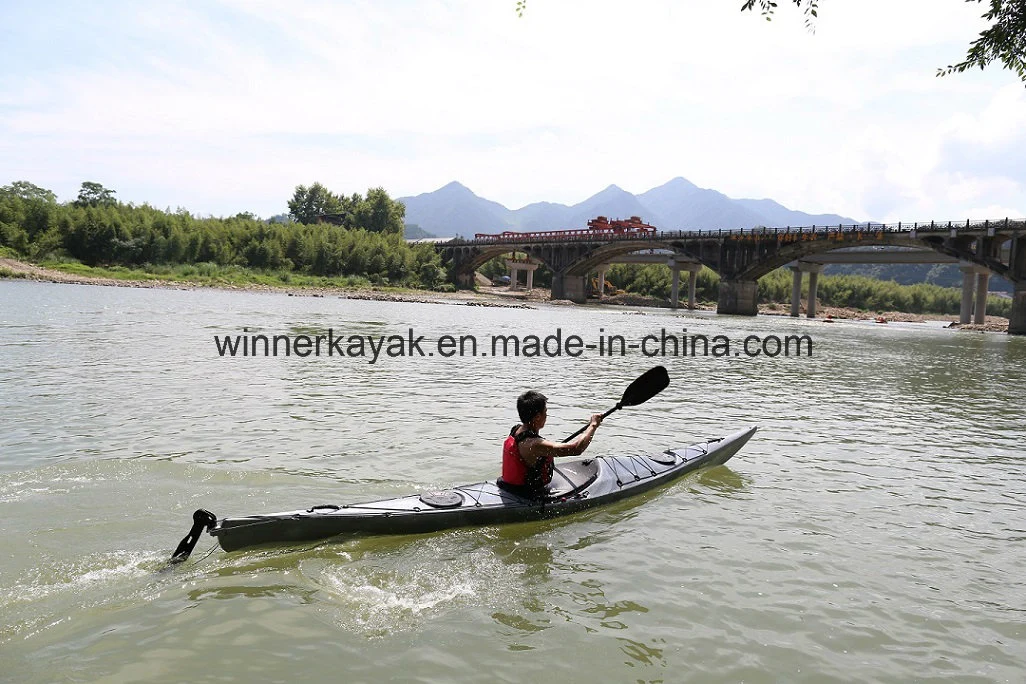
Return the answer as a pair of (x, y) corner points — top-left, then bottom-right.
(28, 259), (386, 290)
(815, 274), (955, 314)
(354, 187), (406, 235)
(607, 264), (720, 302)
(288, 182), (347, 225)
(740, 0), (1026, 83)
(1, 180), (59, 245)
(479, 255), (509, 282)
(1, 180), (446, 290)
(287, 183), (407, 236)
(75, 181), (117, 207)
(2, 181), (57, 203)
(0, 222), (29, 254)
(478, 253), (553, 288)
(772, 269), (1011, 316)
(605, 265), (1011, 316)
(939, 1), (1026, 80)
(757, 268), (794, 303)
(742, 0), (818, 29)
(520, 1), (1024, 82)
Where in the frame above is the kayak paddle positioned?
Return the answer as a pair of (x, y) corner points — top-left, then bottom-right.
(562, 365), (670, 442)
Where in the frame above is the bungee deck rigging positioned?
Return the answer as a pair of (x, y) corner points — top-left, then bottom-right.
(168, 426), (756, 562)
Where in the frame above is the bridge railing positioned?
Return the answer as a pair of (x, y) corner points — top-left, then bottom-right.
(449, 218), (1026, 246)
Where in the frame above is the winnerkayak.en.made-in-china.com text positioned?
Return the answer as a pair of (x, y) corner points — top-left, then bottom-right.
(213, 328), (813, 362)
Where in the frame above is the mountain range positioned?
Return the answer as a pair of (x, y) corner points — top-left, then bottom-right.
(397, 179), (1014, 293)
(399, 177), (858, 238)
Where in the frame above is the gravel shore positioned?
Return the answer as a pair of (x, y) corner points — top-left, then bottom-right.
(1, 257), (1010, 330)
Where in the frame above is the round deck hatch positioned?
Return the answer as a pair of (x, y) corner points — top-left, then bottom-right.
(648, 451), (678, 465)
(419, 490), (464, 509)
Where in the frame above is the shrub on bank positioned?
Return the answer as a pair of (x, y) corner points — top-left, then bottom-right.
(605, 264), (1011, 317)
(0, 182), (448, 290)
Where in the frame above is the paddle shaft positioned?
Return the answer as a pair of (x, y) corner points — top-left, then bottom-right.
(559, 366), (669, 443)
(562, 404), (620, 443)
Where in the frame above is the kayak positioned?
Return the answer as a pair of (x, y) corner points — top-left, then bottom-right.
(169, 425), (756, 560)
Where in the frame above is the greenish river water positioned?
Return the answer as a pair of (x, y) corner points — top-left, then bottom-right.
(1, 280), (1024, 683)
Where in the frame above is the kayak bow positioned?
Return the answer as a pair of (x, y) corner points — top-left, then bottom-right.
(168, 425), (756, 562)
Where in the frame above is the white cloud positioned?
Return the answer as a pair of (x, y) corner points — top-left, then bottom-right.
(0, 0), (1022, 220)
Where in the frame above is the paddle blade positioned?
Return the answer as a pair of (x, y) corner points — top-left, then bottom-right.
(620, 366), (670, 407)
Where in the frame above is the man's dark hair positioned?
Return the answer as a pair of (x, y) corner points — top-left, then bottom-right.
(517, 390), (547, 424)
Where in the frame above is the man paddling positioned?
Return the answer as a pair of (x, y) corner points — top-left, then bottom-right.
(498, 390), (603, 497)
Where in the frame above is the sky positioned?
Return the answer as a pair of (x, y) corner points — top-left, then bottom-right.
(1, 0), (1024, 223)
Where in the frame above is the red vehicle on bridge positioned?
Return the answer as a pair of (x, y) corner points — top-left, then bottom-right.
(474, 216), (657, 241)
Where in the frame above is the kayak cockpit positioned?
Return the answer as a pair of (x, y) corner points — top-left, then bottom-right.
(545, 459), (600, 498)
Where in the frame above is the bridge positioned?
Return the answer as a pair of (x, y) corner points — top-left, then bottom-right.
(434, 219), (1026, 334)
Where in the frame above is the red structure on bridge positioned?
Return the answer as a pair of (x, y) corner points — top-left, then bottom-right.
(474, 216), (657, 241)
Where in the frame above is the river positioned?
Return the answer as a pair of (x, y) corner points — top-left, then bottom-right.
(1, 280), (1023, 683)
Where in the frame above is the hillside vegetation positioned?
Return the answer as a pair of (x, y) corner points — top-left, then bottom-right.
(606, 264), (1011, 318)
(0, 180), (448, 289)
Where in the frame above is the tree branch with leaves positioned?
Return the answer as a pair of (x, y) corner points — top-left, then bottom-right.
(740, 0), (1026, 82)
(516, 1), (1026, 83)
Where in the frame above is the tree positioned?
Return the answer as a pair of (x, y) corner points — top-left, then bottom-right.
(1, 181), (57, 203)
(353, 187), (406, 234)
(740, 0), (1026, 82)
(287, 182), (346, 225)
(516, 1), (1026, 83)
(75, 181), (117, 207)
(0, 181), (58, 245)
(941, 1), (1026, 79)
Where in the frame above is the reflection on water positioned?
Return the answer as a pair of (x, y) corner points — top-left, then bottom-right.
(688, 466), (751, 494)
(618, 636), (666, 667)
(1, 281), (1024, 683)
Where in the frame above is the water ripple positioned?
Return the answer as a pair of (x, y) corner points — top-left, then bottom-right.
(1, 281), (1024, 683)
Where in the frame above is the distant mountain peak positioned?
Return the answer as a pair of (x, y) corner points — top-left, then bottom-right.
(399, 177), (861, 237)
(663, 176), (698, 190)
(436, 180), (474, 195)
(580, 184), (639, 208)
(407, 181), (475, 200)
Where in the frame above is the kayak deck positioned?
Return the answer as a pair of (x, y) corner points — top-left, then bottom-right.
(201, 426), (756, 554)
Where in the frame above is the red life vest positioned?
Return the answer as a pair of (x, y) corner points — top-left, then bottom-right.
(501, 425), (552, 490)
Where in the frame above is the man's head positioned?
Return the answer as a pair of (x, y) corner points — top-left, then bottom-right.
(517, 390), (547, 428)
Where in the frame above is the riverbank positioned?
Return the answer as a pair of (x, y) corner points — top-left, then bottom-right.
(0, 257), (1010, 330)
(0, 258), (534, 309)
(758, 302), (1010, 332)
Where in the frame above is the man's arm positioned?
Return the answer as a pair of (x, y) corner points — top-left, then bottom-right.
(522, 414), (603, 463)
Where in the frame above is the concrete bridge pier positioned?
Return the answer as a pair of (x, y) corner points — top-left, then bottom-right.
(959, 264), (975, 324)
(974, 271), (990, 324)
(598, 267), (608, 298)
(790, 267), (802, 317)
(670, 267), (680, 309)
(1010, 237), (1026, 335)
(506, 258), (538, 291)
(687, 266), (699, 309)
(807, 265), (823, 318)
(788, 262), (824, 317)
(667, 259), (702, 310)
(958, 263), (993, 324)
(1010, 284), (1026, 335)
(552, 272), (587, 303)
(717, 279), (759, 316)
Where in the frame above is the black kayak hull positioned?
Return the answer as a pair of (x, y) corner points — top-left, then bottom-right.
(208, 426), (757, 553)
